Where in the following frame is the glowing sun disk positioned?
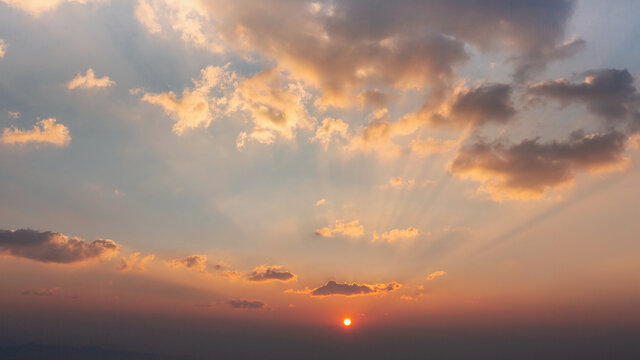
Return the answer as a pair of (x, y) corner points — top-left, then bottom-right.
(343, 318), (352, 326)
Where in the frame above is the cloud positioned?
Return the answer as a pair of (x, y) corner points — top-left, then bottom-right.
(141, 65), (235, 135)
(8, 111), (20, 119)
(226, 299), (267, 309)
(21, 287), (61, 296)
(426, 270), (446, 281)
(0, 38), (6, 58)
(190, 0), (579, 107)
(229, 68), (315, 145)
(135, 0), (161, 34)
(0, 0), (104, 17)
(315, 198), (326, 206)
(450, 130), (633, 200)
(165, 255), (207, 272)
(315, 220), (364, 238)
(372, 227), (419, 243)
(442, 84), (517, 127)
(67, 69), (115, 90)
(210, 262), (242, 279)
(310, 118), (349, 148)
(0, 229), (120, 264)
(382, 177), (433, 190)
(1, 118), (71, 147)
(248, 265), (295, 282)
(529, 69), (639, 119)
(310, 280), (401, 297)
(117, 252), (155, 272)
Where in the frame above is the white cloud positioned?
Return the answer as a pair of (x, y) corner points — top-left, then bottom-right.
(0, 38), (6, 58)
(372, 227), (419, 243)
(315, 220), (364, 238)
(0, 0), (105, 17)
(135, 0), (162, 34)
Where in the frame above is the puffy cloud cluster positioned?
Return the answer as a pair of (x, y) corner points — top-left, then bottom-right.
(67, 69), (114, 90)
(165, 254), (208, 272)
(0, 38), (6, 58)
(117, 252), (155, 272)
(0, 229), (120, 264)
(141, 65), (235, 135)
(248, 265), (295, 282)
(311, 118), (349, 148)
(229, 68), (315, 145)
(315, 220), (364, 238)
(450, 131), (632, 200)
(372, 227), (419, 243)
(310, 280), (401, 297)
(1, 118), (71, 147)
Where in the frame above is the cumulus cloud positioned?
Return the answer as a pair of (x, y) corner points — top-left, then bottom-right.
(191, 0), (579, 106)
(67, 69), (115, 90)
(315, 198), (326, 206)
(0, 229), (120, 264)
(135, 0), (161, 34)
(210, 262), (242, 279)
(1, 118), (71, 147)
(8, 111), (20, 119)
(117, 252), (155, 272)
(315, 220), (364, 238)
(311, 118), (349, 148)
(427, 270), (446, 281)
(450, 131), (633, 200)
(229, 68), (315, 144)
(0, 38), (6, 58)
(529, 69), (639, 119)
(0, 0), (104, 17)
(372, 227), (419, 243)
(247, 265), (295, 282)
(227, 299), (267, 309)
(310, 280), (401, 297)
(165, 254), (207, 272)
(141, 65), (235, 135)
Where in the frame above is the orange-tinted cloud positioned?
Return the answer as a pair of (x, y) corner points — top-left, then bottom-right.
(141, 65), (235, 135)
(315, 220), (364, 238)
(309, 280), (401, 297)
(372, 227), (419, 243)
(427, 270), (446, 281)
(0, 229), (120, 264)
(0, 38), (6, 58)
(117, 252), (155, 272)
(165, 254), (208, 272)
(248, 265), (295, 282)
(67, 68), (114, 90)
(0, 0), (104, 17)
(311, 118), (349, 148)
(1, 118), (70, 147)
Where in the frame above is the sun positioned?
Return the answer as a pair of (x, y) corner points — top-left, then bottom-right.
(343, 318), (352, 327)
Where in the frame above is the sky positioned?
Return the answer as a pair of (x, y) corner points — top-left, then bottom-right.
(1, 0), (640, 358)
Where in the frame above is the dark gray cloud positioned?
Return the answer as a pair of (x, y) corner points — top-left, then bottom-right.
(248, 266), (295, 282)
(446, 83), (516, 127)
(21, 288), (60, 296)
(450, 130), (632, 200)
(529, 69), (639, 119)
(310, 280), (401, 297)
(0, 229), (120, 264)
(227, 299), (267, 309)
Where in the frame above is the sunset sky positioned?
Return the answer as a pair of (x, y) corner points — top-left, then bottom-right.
(1, 0), (640, 358)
